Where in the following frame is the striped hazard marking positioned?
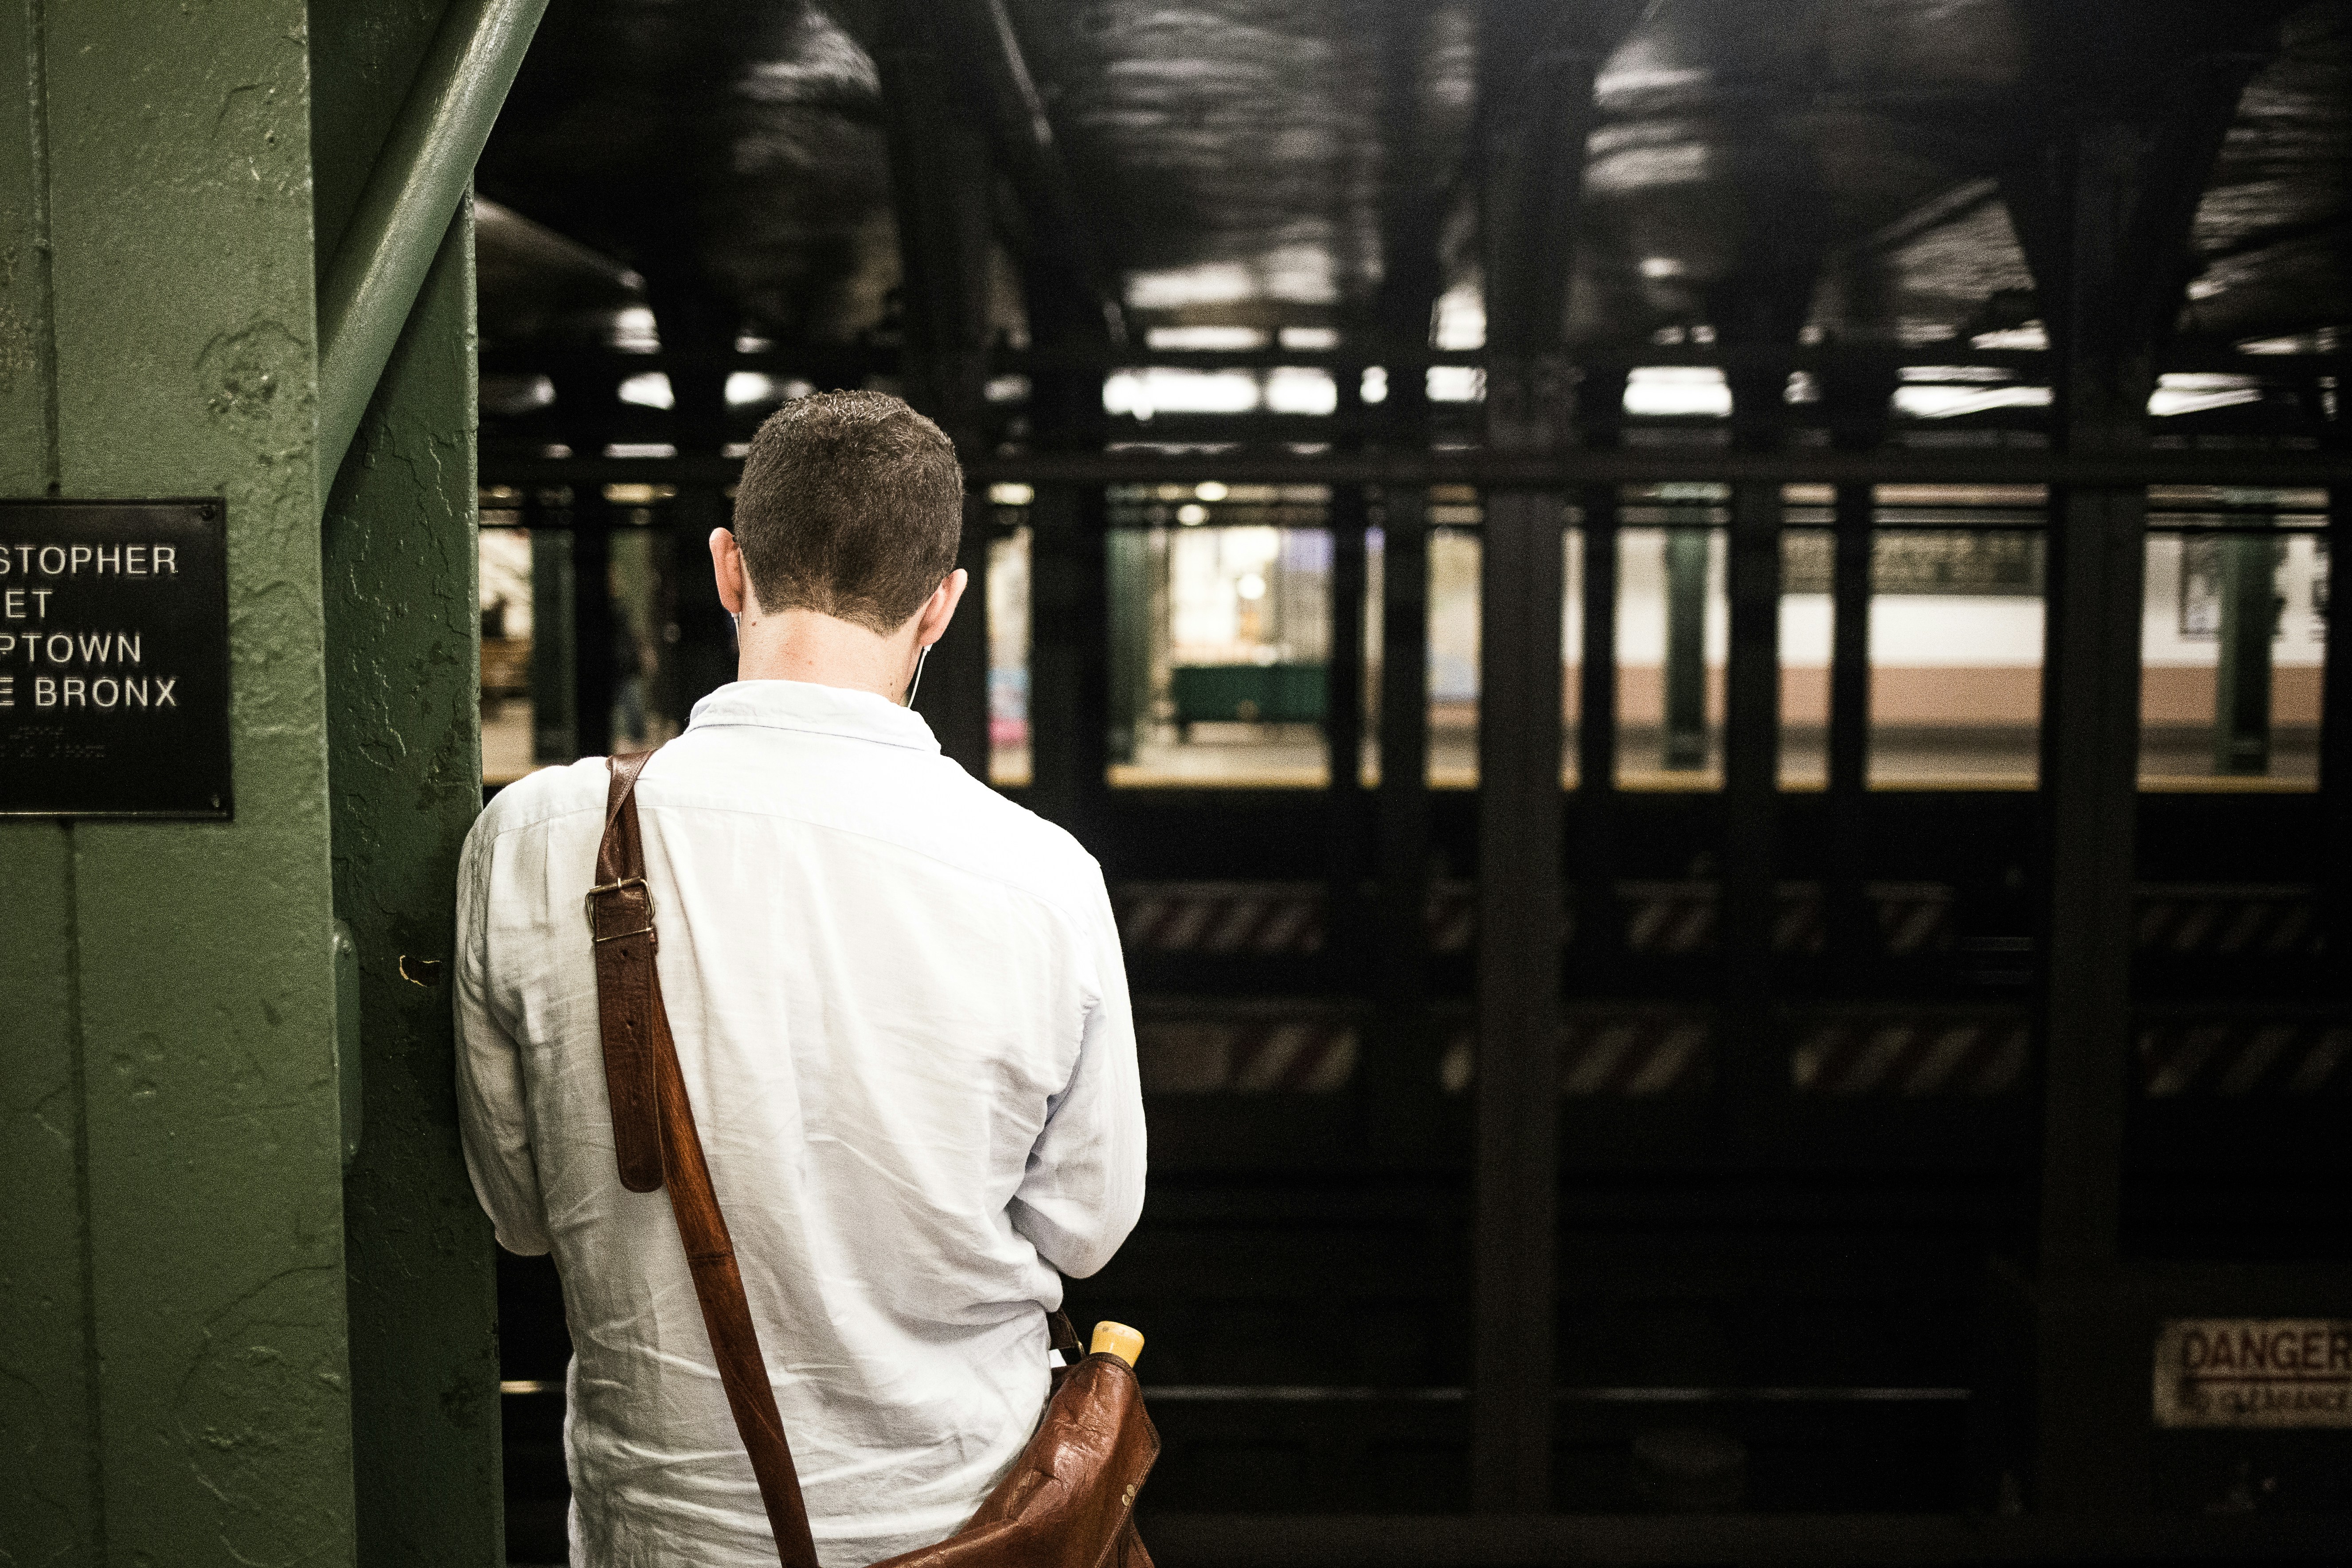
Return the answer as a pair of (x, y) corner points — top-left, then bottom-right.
(1113, 882), (1477, 954)
(1116, 882), (1325, 954)
(1136, 1013), (1358, 1094)
(1621, 883), (1956, 956)
(1556, 1015), (1712, 1096)
(2135, 886), (2320, 956)
(1427, 882), (1477, 953)
(1789, 1015), (2029, 1096)
(1438, 1013), (1714, 1096)
(2138, 1020), (2351, 1096)
(1113, 882), (2327, 962)
(1113, 881), (1957, 957)
(1133, 1005), (2351, 1099)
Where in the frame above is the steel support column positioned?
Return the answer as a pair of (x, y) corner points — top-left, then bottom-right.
(2011, 96), (2240, 1506)
(1025, 481), (1109, 842)
(1361, 0), (1447, 1154)
(1473, 469), (1568, 1510)
(1720, 357), (1800, 1103)
(1574, 370), (1628, 963)
(2035, 125), (2146, 1250)
(1367, 491), (1435, 1147)
(1326, 481), (1371, 988)
(551, 369), (621, 760)
(1826, 367), (1897, 960)
(879, 10), (996, 775)
(1661, 522), (1710, 770)
(1108, 528), (1152, 766)
(2323, 351), (2352, 961)
(643, 278), (741, 716)
(1470, 4), (1608, 1509)
(528, 498), (577, 762)
(2212, 524), (2278, 775)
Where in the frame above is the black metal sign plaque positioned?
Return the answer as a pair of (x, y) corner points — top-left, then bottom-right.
(0, 500), (233, 818)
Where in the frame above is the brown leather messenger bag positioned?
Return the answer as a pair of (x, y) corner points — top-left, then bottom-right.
(586, 750), (1157, 1568)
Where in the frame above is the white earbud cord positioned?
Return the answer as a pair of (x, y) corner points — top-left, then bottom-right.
(904, 642), (930, 708)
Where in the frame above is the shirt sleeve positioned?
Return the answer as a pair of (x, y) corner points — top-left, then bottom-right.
(453, 812), (553, 1257)
(1008, 867), (1147, 1279)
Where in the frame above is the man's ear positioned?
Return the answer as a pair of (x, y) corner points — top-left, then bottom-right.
(917, 567), (970, 647)
(710, 528), (749, 616)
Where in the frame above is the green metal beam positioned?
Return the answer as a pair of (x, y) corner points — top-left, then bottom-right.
(315, 0), (548, 492)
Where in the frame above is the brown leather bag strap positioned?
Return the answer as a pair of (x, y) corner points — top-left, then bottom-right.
(591, 751), (822, 1568)
(591, 751), (664, 1191)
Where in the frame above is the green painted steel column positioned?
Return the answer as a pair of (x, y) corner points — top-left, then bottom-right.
(311, 4), (508, 1564)
(1662, 519), (1710, 770)
(0, 18), (86, 1566)
(0, 5), (353, 1565)
(2213, 525), (2278, 775)
(3, 4), (517, 1563)
(1106, 527), (1150, 765)
(531, 522), (578, 761)
(322, 203), (504, 1568)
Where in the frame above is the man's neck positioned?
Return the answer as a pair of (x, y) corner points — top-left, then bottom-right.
(735, 606), (918, 703)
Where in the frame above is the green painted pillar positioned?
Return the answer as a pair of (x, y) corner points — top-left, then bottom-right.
(1106, 527), (1150, 766)
(312, 4), (506, 1562)
(322, 202), (504, 1568)
(530, 522), (577, 762)
(2, 4), (504, 1564)
(2213, 526), (2278, 776)
(0, 5), (354, 1565)
(1663, 520), (1710, 770)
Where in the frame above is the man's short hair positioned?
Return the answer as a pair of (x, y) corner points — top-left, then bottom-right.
(731, 390), (965, 634)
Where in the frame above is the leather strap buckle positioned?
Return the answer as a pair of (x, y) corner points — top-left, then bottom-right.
(586, 876), (655, 944)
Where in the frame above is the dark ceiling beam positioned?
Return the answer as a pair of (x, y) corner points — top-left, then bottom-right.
(915, 0), (1124, 346)
(477, 340), (2341, 379)
(2016, 0), (2303, 118)
(818, 0), (1119, 348)
(2195, 205), (2352, 267)
(480, 446), (2352, 491)
(1860, 177), (2005, 258)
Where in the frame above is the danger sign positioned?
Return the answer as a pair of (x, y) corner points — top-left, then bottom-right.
(2153, 1318), (2352, 1429)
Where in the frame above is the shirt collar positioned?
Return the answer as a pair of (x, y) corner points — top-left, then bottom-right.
(685, 679), (942, 754)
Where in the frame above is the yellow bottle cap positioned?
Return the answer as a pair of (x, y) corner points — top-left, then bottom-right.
(1090, 1321), (1145, 1367)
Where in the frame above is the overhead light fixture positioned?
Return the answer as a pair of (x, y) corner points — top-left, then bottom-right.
(617, 372), (674, 410)
(1624, 367), (1730, 417)
(1144, 325), (1267, 351)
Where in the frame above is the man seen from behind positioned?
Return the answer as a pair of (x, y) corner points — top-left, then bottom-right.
(455, 390), (1147, 1568)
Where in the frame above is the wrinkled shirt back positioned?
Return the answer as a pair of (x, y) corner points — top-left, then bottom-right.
(455, 680), (1146, 1568)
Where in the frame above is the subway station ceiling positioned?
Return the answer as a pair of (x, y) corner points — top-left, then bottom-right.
(473, 0), (2348, 357)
